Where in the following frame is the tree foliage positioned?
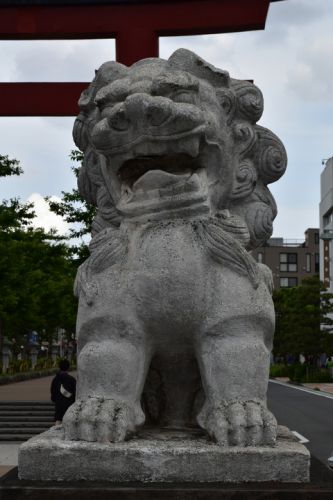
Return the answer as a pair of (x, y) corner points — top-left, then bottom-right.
(0, 155), (77, 346)
(0, 229), (77, 342)
(46, 150), (96, 262)
(0, 154), (35, 231)
(0, 154), (23, 177)
(273, 275), (333, 358)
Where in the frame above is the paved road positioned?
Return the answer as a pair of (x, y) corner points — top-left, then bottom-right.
(268, 380), (333, 463)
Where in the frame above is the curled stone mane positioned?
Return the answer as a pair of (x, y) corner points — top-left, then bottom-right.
(73, 49), (287, 248)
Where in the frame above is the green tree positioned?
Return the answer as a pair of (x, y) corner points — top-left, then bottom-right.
(0, 230), (77, 342)
(0, 155), (77, 347)
(0, 154), (35, 231)
(46, 150), (96, 263)
(273, 275), (333, 359)
(0, 154), (23, 177)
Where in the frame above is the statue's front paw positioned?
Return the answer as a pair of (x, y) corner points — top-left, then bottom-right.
(198, 400), (277, 447)
(62, 397), (145, 443)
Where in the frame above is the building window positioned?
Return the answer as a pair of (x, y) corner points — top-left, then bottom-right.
(257, 252), (264, 264)
(315, 232), (319, 244)
(280, 277), (298, 288)
(323, 209), (333, 227)
(280, 253), (297, 272)
(315, 253), (319, 273)
(306, 254), (311, 272)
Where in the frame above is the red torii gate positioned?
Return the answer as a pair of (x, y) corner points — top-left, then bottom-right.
(0, 0), (283, 116)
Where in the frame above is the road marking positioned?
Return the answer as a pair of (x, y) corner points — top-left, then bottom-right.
(292, 431), (309, 444)
(269, 379), (333, 400)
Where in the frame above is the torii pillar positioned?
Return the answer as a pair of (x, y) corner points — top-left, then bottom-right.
(0, 0), (284, 116)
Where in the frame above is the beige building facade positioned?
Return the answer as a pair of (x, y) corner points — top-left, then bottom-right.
(252, 228), (319, 290)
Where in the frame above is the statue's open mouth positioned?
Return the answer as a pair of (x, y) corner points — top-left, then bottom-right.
(115, 153), (209, 220)
(118, 154), (201, 190)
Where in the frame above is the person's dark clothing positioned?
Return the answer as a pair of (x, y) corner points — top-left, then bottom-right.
(51, 371), (76, 421)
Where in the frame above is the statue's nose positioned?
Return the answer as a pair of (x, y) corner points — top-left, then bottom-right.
(124, 93), (173, 127)
(107, 105), (130, 131)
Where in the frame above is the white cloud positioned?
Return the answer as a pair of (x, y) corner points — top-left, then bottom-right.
(270, 0), (325, 25)
(0, 117), (76, 201)
(0, 39), (115, 82)
(286, 36), (333, 102)
(27, 193), (69, 235)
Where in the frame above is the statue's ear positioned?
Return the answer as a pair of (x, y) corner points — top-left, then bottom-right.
(168, 49), (230, 88)
(230, 160), (257, 200)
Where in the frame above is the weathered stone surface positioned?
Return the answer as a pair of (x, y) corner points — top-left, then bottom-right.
(18, 426), (309, 483)
(60, 49), (287, 449)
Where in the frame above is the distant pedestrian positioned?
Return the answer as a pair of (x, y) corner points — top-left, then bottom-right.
(50, 359), (76, 425)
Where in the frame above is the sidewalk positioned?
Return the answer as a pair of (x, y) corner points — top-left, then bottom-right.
(274, 378), (333, 395)
(302, 383), (333, 395)
(0, 445), (21, 478)
(0, 375), (54, 402)
(0, 371), (77, 401)
(0, 372), (76, 477)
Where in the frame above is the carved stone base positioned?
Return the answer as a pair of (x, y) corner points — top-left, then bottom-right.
(18, 425), (309, 483)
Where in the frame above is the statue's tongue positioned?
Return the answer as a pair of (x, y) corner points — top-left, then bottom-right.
(132, 169), (191, 191)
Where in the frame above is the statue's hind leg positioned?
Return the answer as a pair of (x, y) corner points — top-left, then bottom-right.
(63, 318), (152, 443)
(196, 318), (277, 446)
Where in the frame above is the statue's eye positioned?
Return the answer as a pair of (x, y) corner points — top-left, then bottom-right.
(100, 104), (115, 119)
(171, 91), (196, 104)
(95, 90), (128, 111)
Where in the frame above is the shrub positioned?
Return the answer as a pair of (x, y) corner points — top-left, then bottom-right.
(306, 369), (333, 383)
(35, 357), (55, 371)
(19, 359), (32, 372)
(288, 365), (333, 383)
(289, 363), (306, 383)
(269, 363), (290, 378)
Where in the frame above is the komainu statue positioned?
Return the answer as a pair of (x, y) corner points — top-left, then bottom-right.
(63, 49), (287, 447)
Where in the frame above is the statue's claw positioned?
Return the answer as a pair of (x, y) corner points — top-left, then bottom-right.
(62, 397), (145, 443)
(198, 399), (277, 447)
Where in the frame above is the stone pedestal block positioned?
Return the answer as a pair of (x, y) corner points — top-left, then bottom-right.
(18, 425), (310, 483)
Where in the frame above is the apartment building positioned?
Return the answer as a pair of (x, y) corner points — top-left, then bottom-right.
(252, 228), (319, 289)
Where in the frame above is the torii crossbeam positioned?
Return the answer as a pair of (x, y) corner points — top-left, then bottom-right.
(0, 0), (283, 116)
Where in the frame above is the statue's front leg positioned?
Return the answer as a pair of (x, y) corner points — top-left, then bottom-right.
(63, 328), (152, 443)
(196, 318), (277, 446)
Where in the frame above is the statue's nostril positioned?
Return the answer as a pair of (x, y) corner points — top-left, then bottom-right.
(108, 109), (130, 131)
(146, 102), (171, 127)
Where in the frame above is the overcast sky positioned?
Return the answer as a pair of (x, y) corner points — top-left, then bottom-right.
(0, 0), (332, 240)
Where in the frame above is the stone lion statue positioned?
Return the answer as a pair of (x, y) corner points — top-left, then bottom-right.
(63, 49), (287, 447)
